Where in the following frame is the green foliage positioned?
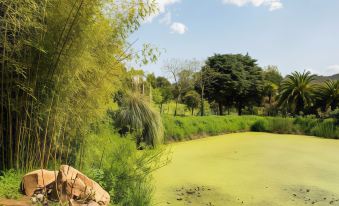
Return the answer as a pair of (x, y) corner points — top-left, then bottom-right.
(183, 90), (201, 115)
(311, 119), (339, 139)
(152, 88), (164, 105)
(251, 119), (269, 132)
(267, 117), (295, 134)
(163, 115), (339, 141)
(82, 124), (169, 205)
(0, 0), (158, 171)
(163, 115), (262, 141)
(114, 92), (164, 148)
(263, 65), (283, 85)
(205, 54), (264, 115)
(278, 71), (316, 115)
(83, 136), (167, 205)
(315, 80), (339, 111)
(0, 170), (22, 199)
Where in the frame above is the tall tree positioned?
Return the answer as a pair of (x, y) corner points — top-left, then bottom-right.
(262, 66), (283, 115)
(183, 91), (201, 115)
(194, 65), (218, 116)
(315, 80), (339, 111)
(0, 0), (158, 170)
(278, 71), (316, 115)
(263, 65), (283, 86)
(163, 59), (193, 116)
(205, 54), (264, 115)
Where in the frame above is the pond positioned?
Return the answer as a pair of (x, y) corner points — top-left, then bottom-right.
(153, 132), (339, 206)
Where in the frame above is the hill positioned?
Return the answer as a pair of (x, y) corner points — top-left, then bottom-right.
(314, 73), (339, 82)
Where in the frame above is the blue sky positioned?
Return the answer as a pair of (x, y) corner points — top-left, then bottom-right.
(130, 0), (339, 77)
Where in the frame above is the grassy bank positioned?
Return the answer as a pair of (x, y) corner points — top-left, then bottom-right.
(163, 115), (339, 141)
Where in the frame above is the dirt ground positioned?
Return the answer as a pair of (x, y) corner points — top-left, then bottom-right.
(0, 196), (31, 206)
(153, 132), (339, 206)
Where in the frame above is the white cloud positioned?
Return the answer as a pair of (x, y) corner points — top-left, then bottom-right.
(146, 0), (181, 22)
(325, 65), (339, 75)
(222, 0), (283, 11)
(159, 12), (172, 25)
(170, 22), (188, 34)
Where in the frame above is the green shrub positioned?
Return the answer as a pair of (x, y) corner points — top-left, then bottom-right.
(82, 124), (169, 205)
(163, 115), (263, 141)
(311, 118), (339, 139)
(267, 117), (295, 134)
(251, 119), (269, 132)
(293, 116), (319, 134)
(163, 115), (339, 142)
(0, 170), (22, 199)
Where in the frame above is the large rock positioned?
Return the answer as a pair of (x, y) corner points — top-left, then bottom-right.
(21, 169), (58, 196)
(21, 165), (110, 206)
(56, 165), (110, 206)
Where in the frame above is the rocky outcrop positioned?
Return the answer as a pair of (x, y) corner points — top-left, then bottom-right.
(21, 165), (110, 206)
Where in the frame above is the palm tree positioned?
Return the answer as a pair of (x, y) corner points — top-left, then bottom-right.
(278, 71), (316, 115)
(315, 80), (339, 111)
(114, 92), (164, 149)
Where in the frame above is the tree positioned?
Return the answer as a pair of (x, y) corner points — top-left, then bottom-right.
(163, 59), (194, 116)
(194, 65), (218, 116)
(0, 0), (158, 170)
(278, 71), (316, 115)
(154, 76), (173, 113)
(263, 65), (283, 86)
(146, 73), (156, 88)
(152, 88), (163, 107)
(183, 91), (201, 115)
(205, 54), (264, 115)
(315, 80), (339, 111)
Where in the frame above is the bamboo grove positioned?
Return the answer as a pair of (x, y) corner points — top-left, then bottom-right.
(0, 0), (157, 171)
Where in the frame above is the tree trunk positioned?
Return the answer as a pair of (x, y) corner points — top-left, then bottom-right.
(191, 108), (194, 116)
(237, 105), (242, 116)
(174, 97), (179, 116)
(218, 102), (223, 116)
(200, 88), (204, 116)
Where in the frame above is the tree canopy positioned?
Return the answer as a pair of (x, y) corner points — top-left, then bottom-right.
(204, 54), (264, 115)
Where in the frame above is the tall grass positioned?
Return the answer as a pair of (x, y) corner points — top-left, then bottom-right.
(163, 115), (339, 141)
(114, 92), (164, 148)
(311, 119), (339, 139)
(163, 115), (263, 141)
(82, 123), (169, 205)
(0, 0), (157, 171)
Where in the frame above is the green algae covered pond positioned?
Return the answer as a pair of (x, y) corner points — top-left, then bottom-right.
(153, 132), (339, 206)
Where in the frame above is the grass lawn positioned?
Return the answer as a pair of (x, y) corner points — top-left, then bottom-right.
(153, 132), (339, 206)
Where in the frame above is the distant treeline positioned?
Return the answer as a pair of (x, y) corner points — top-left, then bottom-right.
(142, 54), (338, 118)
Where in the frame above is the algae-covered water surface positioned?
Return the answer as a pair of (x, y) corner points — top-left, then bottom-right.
(154, 132), (339, 206)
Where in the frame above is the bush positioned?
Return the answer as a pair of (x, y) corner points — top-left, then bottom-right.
(267, 117), (295, 134)
(0, 170), (22, 199)
(251, 119), (269, 132)
(82, 124), (169, 205)
(311, 118), (339, 139)
(163, 115), (263, 141)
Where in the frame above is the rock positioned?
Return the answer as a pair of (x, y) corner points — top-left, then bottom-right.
(21, 165), (110, 206)
(36, 194), (44, 202)
(56, 165), (110, 205)
(30, 197), (37, 204)
(177, 197), (183, 201)
(21, 169), (58, 196)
